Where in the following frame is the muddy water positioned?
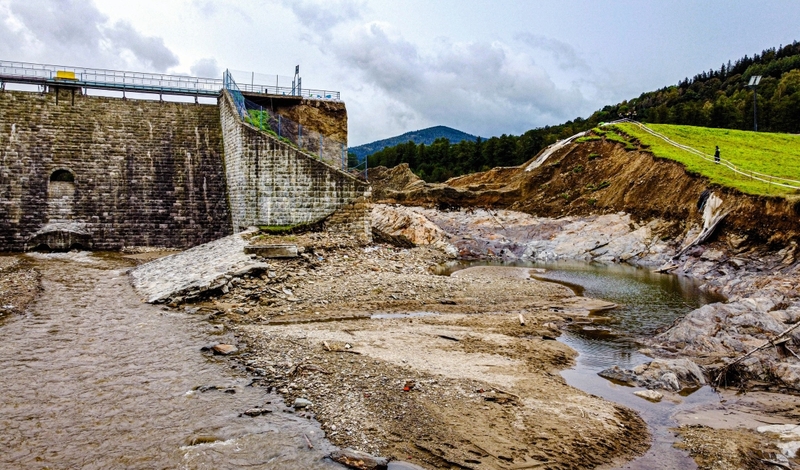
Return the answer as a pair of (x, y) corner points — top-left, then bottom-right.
(0, 252), (342, 469)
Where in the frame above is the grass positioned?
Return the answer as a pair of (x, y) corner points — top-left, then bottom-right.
(610, 123), (800, 197)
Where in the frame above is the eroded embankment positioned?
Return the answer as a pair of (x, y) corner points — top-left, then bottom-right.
(369, 138), (800, 246)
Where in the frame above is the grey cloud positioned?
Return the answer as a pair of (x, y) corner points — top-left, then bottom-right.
(104, 21), (178, 71)
(280, 0), (364, 34)
(190, 57), (221, 78)
(515, 32), (589, 71)
(2, 0), (178, 71)
(332, 22), (588, 137)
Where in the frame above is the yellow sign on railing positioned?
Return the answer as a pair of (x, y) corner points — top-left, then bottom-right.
(55, 70), (76, 80)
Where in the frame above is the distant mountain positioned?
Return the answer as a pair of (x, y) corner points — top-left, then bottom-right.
(349, 126), (479, 162)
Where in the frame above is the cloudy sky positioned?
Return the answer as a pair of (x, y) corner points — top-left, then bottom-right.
(1, 0), (799, 145)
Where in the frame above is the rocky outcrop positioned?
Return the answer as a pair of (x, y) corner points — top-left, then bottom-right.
(370, 204), (677, 266)
(599, 358), (706, 392)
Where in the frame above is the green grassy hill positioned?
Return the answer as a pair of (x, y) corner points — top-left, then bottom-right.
(608, 123), (800, 196)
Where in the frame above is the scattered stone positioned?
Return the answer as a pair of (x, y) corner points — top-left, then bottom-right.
(210, 344), (238, 355)
(757, 424), (800, 458)
(329, 448), (389, 470)
(242, 407), (272, 417)
(633, 390), (663, 402)
(293, 398), (313, 409)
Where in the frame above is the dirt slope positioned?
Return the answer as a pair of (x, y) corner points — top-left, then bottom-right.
(369, 139), (800, 246)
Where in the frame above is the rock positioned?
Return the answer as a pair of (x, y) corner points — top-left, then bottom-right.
(774, 364), (800, 389)
(600, 359), (705, 392)
(757, 424), (800, 457)
(211, 344), (238, 355)
(242, 407), (272, 417)
(597, 365), (639, 385)
(633, 390), (663, 402)
(387, 461), (426, 470)
(329, 448), (389, 470)
(700, 249), (726, 262)
(293, 398), (313, 409)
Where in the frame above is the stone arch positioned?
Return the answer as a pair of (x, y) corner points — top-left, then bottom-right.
(50, 169), (75, 183)
(47, 168), (76, 221)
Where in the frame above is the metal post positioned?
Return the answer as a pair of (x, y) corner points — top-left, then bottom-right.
(320, 135), (323, 159)
(753, 87), (758, 132)
(278, 115), (281, 137)
(747, 75), (761, 132)
(260, 105), (263, 130)
(299, 124), (302, 148)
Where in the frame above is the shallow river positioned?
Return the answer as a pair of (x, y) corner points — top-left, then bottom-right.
(0, 252), (342, 469)
(442, 260), (727, 470)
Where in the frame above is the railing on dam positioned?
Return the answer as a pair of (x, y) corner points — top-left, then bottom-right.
(0, 60), (340, 101)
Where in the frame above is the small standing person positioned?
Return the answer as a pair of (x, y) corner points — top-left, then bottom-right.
(714, 146), (720, 163)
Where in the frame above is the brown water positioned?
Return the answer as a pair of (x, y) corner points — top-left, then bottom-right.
(0, 252), (342, 469)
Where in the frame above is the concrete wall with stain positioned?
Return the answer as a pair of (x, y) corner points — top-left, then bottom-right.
(0, 89), (231, 250)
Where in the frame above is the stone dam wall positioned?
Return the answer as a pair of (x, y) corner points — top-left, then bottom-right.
(0, 87), (369, 251)
(0, 89), (230, 251)
(220, 92), (371, 240)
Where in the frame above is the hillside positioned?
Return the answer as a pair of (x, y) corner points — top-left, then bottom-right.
(611, 123), (800, 196)
(366, 40), (800, 182)
(349, 125), (478, 162)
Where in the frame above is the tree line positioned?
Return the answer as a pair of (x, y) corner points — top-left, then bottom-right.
(366, 41), (800, 182)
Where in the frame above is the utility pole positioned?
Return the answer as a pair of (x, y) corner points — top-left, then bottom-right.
(747, 75), (762, 132)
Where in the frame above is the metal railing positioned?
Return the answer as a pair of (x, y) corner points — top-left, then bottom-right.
(236, 82), (340, 100)
(0, 60), (341, 101)
(0, 60), (222, 96)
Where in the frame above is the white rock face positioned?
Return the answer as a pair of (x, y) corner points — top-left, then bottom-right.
(757, 424), (800, 457)
(370, 204), (675, 266)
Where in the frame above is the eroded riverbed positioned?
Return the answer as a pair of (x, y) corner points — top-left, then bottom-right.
(0, 252), (341, 469)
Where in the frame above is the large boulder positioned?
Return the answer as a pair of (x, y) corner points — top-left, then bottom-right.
(599, 358), (706, 392)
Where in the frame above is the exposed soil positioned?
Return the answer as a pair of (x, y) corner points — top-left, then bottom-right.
(189, 234), (649, 469)
(368, 138), (800, 246)
(0, 255), (40, 318)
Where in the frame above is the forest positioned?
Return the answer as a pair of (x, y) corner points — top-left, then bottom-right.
(366, 41), (800, 182)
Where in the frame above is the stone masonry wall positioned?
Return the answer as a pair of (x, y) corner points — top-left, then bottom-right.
(0, 89), (230, 250)
(220, 91), (371, 240)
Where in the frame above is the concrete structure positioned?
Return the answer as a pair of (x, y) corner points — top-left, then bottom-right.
(0, 85), (369, 251)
